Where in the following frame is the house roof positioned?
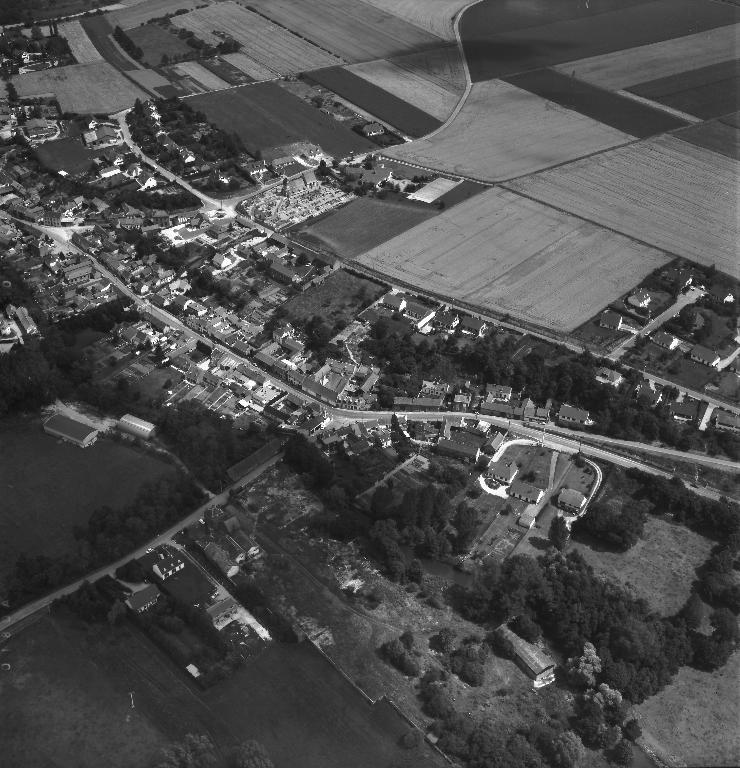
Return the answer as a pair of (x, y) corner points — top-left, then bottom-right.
(497, 624), (555, 676)
(509, 479), (544, 503)
(559, 488), (586, 508)
(461, 316), (486, 331)
(489, 459), (518, 481)
(125, 583), (160, 611)
(600, 310), (623, 328)
(715, 410), (740, 429)
(691, 344), (719, 364)
(558, 404), (589, 422)
(43, 413), (97, 442)
(670, 400), (699, 419)
(652, 331), (678, 347)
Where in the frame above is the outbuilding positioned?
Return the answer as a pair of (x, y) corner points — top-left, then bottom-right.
(118, 413), (156, 440)
(43, 413), (98, 448)
(496, 624), (556, 687)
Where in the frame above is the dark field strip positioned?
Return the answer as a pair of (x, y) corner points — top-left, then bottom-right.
(460, 0), (739, 81)
(188, 82), (375, 158)
(304, 66), (442, 138)
(673, 119), (740, 161)
(629, 59), (740, 119)
(506, 68), (687, 137)
(81, 15), (138, 72)
(436, 179), (488, 208)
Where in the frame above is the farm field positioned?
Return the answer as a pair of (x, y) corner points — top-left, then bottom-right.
(171, 2), (340, 75)
(362, 0), (469, 40)
(80, 15), (140, 72)
(197, 56), (254, 86)
(347, 58), (460, 121)
(354, 186), (671, 332)
(126, 68), (171, 96)
(12, 62), (147, 114)
(172, 61), (230, 91)
(0, 418), (175, 592)
(459, 0), (739, 82)
(628, 59), (740, 120)
(306, 66), (442, 137)
(221, 52), (276, 81)
(674, 117), (740, 161)
(506, 135), (740, 278)
(58, 20), (103, 64)
(552, 23), (740, 91)
(383, 79), (632, 182)
(571, 516), (714, 616)
(125, 23), (192, 68)
(291, 195), (439, 258)
(188, 82), (375, 158)
(243, 0), (442, 62)
(389, 44), (466, 92)
(637, 650), (740, 768)
(505, 68), (687, 137)
(109, 0), (212, 30)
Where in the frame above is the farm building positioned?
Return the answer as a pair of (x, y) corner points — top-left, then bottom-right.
(557, 404), (590, 426)
(558, 488), (587, 514)
(43, 413), (98, 448)
(118, 413), (156, 440)
(125, 583), (161, 613)
(690, 344), (721, 368)
(496, 624), (556, 687)
(362, 122), (384, 137)
(508, 480), (544, 505)
(714, 410), (740, 432)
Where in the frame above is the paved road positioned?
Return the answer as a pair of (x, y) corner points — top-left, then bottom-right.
(0, 454), (282, 635)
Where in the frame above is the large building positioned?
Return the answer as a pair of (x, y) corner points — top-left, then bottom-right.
(43, 413), (98, 447)
(118, 413), (156, 440)
(496, 624), (556, 687)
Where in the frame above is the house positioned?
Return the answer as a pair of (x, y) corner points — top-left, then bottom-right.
(489, 459), (518, 484)
(635, 381), (662, 407)
(203, 542), (239, 578)
(708, 285), (735, 304)
(381, 292), (406, 312)
(393, 396), (445, 412)
(496, 624), (556, 687)
(152, 552), (185, 580)
(404, 300), (436, 329)
(714, 410), (740, 432)
(43, 413), (98, 447)
(452, 393), (471, 412)
(459, 316), (487, 337)
(627, 288), (651, 309)
(670, 400), (700, 423)
(206, 596), (239, 630)
(518, 506), (538, 529)
(125, 583), (161, 613)
(137, 173), (157, 190)
(652, 331), (680, 350)
(690, 344), (721, 368)
(436, 436), (481, 463)
(484, 431), (505, 454)
(595, 367), (623, 387)
(362, 122), (384, 137)
(118, 413), (156, 440)
(599, 310), (626, 331)
(557, 404), (590, 426)
(434, 310), (459, 332)
(558, 488), (587, 514)
(508, 480), (544, 505)
(487, 384), (513, 402)
(213, 252), (233, 270)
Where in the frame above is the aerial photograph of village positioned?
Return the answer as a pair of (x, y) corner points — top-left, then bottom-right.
(0, 0), (737, 766)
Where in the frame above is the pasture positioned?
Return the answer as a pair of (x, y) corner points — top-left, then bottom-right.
(292, 195), (439, 258)
(244, 0), (442, 62)
(354, 186), (672, 333)
(553, 23), (740, 91)
(306, 66), (442, 137)
(507, 135), (740, 278)
(628, 59), (740, 120)
(188, 82), (375, 158)
(221, 52), (276, 81)
(0, 418), (175, 591)
(109, 0), (212, 30)
(80, 15), (139, 72)
(674, 117), (740, 161)
(362, 0), (469, 40)
(384, 79), (632, 182)
(347, 58), (460, 121)
(12, 62), (147, 114)
(125, 23), (192, 68)
(58, 20), (103, 64)
(171, 2), (340, 75)
(459, 0), (739, 82)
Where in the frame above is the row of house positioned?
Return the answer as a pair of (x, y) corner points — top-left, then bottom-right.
(381, 292), (488, 336)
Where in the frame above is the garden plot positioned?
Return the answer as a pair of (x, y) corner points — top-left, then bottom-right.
(507, 135), (740, 278)
(553, 23), (740, 91)
(58, 20), (103, 63)
(171, 2), (341, 75)
(355, 186), (671, 333)
(384, 79), (632, 182)
(243, 0), (442, 62)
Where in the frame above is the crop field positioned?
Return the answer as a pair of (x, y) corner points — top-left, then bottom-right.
(384, 79), (632, 182)
(306, 66), (442, 137)
(362, 0), (469, 40)
(292, 195), (439, 258)
(637, 649), (740, 767)
(109, 0), (212, 30)
(188, 82), (375, 158)
(459, 0), (739, 82)
(552, 23), (740, 91)
(243, 0), (442, 62)
(80, 15), (139, 71)
(126, 68), (171, 95)
(628, 59), (740, 120)
(0, 419), (174, 592)
(506, 68), (687, 137)
(58, 20), (103, 64)
(13, 62), (147, 114)
(674, 117), (740, 161)
(355, 187), (671, 332)
(171, 2), (340, 75)
(172, 61), (230, 91)
(507, 135), (740, 278)
(221, 52), (276, 81)
(389, 44), (466, 92)
(347, 58), (460, 121)
(125, 23), (191, 68)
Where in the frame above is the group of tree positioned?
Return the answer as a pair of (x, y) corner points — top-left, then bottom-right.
(379, 630), (422, 677)
(156, 734), (273, 768)
(113, 25), (143, 61)
(571, 499), (646, 551)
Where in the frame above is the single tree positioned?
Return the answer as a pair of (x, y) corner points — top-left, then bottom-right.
(549, 515), (570, 551)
